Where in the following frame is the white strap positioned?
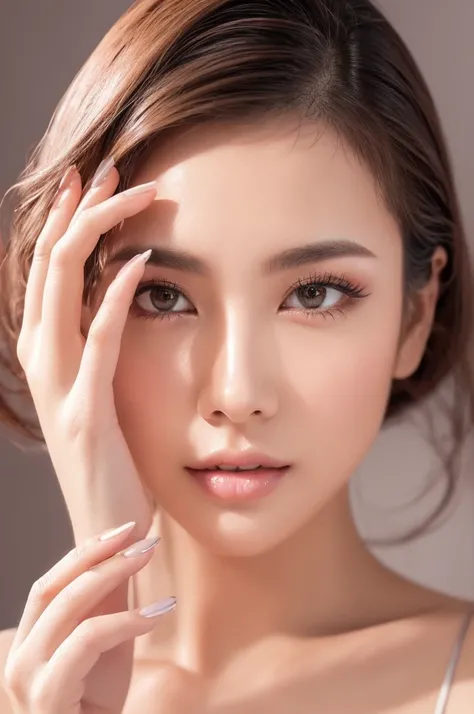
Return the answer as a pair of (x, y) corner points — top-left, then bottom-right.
(433, 607), (473, 714)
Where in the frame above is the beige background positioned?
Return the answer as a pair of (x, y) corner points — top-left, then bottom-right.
(0, 1), (472, 630)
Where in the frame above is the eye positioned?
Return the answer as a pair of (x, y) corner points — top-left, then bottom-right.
(280, 272), (370, 320)
(283, 283), (340, 311)
(132, 281), (194, 319)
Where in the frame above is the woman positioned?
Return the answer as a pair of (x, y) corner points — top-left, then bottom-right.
(0, 0), (473, 712)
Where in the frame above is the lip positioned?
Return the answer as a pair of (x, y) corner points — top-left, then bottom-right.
(186, 451), (291, 471)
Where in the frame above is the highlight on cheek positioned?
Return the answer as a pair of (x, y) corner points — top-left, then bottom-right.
(127, 270), (371, 323)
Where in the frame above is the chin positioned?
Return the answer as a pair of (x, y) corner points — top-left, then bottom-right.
(159, 490), (306, 558)
(145, 462), (319, 557)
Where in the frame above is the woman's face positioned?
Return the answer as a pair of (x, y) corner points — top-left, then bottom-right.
(88, 120), (431, 556)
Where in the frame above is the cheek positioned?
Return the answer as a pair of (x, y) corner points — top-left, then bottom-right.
(112, 325), (190, 462)
(279, 291), (402, 466)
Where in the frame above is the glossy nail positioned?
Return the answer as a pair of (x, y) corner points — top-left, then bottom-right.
(52, 165), (77, 208)
(122, 536), (160, 558)
(90, 156), (115, 188)
(139, 596), (177, 617)
(99, 521), (136, 542)
(115, 249), (152, 279)
(122, 181), (157, 198)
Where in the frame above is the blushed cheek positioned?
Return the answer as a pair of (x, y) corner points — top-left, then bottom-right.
(112, 328), (193, 468)
(283, 317), (401, 476)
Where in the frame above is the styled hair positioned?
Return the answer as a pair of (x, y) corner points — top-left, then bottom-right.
(0, 0), (472, 544)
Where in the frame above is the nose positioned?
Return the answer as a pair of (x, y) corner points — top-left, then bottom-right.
(197, 312), (279, 425)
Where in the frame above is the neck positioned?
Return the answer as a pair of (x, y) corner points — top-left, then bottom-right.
(132, 485), (394, 675)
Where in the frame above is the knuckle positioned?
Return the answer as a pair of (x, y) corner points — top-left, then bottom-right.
(33, 235), (54, 262)
(28, 571), (55, 606)
(72, 206), (95, 232)
(74, 618), (97, 647)
(74, 536), (95, 560)
(3, 654), (25, 696)
(49, 242), (70, 270)
(86, 320), (109, 349)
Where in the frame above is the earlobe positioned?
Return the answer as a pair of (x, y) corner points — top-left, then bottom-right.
(392, 246), (448, 381)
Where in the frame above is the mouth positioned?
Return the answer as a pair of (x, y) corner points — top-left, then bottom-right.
(186, 463), (290, 502)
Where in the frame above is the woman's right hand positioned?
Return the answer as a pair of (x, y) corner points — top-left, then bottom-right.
(16, 160), (158, 547)
(3, 521), (176, 714)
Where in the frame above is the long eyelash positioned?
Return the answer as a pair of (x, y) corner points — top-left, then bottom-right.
(286, 270), (369, 299)
(283, 270), (370, 320)
(130, 279), (189, 321)
(130, 272), (371, 322)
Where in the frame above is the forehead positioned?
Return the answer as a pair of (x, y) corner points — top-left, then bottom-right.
(115, 119), (401, 259)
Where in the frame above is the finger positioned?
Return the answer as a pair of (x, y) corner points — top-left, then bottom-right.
(40, 182), (157, 387)
(73, 249), (151, 409)
(69, 161), (120, 229)
(9, 520), (137, 656)
(18, 535), (160, 664)
(40, 602), (176, 709)
(20, 166), (82, 336)
(21, 161), (120, 339)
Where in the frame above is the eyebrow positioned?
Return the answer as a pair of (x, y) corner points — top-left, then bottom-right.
(107, 239), (376, 275)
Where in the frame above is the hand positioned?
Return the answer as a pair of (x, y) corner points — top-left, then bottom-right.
(17, 162), (157, 546)
(3, 522), (176, 714)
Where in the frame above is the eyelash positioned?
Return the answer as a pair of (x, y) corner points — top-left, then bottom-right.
(129, 271), (371, 323)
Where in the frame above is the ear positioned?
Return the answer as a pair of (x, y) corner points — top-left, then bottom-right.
(393, 246), (448, 380)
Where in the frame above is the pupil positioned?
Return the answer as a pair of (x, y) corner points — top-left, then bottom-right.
(151, 287), (178, 310)
(298, 284), (325, 308)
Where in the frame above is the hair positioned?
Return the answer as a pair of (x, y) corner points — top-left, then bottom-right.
(0, 0), (472, 545)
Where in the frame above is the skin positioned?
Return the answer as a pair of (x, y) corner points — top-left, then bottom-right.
(2, 117), (473, 713)
(87, 121), (468, 670)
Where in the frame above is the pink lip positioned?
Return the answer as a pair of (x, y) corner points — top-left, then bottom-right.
(186, 451), (290, 470)
(186, 466), (290, 502)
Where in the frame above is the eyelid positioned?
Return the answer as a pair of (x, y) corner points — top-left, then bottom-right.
(134, 278), (194, 304)
(131, 271), (369, 320)
(281, 270), (369, 302)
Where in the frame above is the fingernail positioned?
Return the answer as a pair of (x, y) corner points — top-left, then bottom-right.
(90, 156), (115, 188)
(98, 521), (136, 542)
(116, 249), (152, 279)
(122, 536), (160, 558)
(58, 165), (77, 192)
(52, 165), (77, 207)
(123, 181), (157, 198)
(139, 596), (177, 618)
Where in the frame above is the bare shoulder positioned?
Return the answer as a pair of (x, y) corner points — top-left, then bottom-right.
(0, 628), (17, 714)
(389, 595), (474, 713)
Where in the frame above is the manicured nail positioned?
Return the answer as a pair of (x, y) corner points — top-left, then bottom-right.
(90, 156), (115, 188)
(52, 165), (77, 208)
(122, 536), (160, 557)
(98, 521), (136, 542)
(58, 165), (77, 192)
(123, 181), (157, 198)
(116, 249), (152, 279)
(139, 596), (177, 618)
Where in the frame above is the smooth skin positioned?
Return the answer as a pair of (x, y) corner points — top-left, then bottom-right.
(3, 174), (177, 714)
(1, 119), (473, 713)
(17, 171), (158, 545)
(3, 525), (174, 714)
